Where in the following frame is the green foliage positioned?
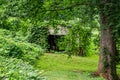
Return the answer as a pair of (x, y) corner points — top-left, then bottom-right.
(0, 29), (45, 79)
(59, 21), (92, 56)
(28, 26), (49, 49)
(0, 17), (30, 36)
(2, 44), (23, 58)
(0, 17), (20, 31)
(103, 47), (108, 55)
(0, 29), (13, 37)
(103, 57), (109, 72)
(47, 19), (99, 56)
(0, 56), (45, 80)
(0, 29), (44, 63)
(56, 36), (66, 51)
(1, 0), (100, 57)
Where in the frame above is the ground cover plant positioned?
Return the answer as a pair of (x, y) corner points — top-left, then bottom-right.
(0, 56), (45, 80)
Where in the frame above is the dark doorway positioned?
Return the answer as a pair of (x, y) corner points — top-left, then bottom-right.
(48, 35), (65, 51)
(48, 35), (57, 50)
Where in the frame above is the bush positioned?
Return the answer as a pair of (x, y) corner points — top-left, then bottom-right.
(0, 29), (46, 80)
(0, 33), (44, 63)
(0, 56), (45, 80)
(0, 28), (28, 42)
(0, 29), (13, 38)
(28, 26), (49, 49)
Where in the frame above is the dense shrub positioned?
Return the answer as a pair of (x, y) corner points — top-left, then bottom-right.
(0, 28), (28, 42)
(0, 56), (45, 80)
(0, 29), (13, 38)
(0, 28), (45, 80)
(28, 26), (49, 49)
(0, 29), (44, 63)
(0, 36), (44, 63)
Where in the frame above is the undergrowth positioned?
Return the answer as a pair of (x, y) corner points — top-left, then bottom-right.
(0, 29), (45, 80)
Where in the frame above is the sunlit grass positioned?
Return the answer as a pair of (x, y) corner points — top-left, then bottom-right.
(34, 53), (105, 80)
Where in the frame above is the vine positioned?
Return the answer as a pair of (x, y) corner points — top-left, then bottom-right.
(28, 26), (49, 49)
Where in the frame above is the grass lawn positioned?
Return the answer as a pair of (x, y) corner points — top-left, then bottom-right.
(34, 53), (105, 80)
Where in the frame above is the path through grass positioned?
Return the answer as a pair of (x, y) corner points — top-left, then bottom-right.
(34, 53), (104, 80)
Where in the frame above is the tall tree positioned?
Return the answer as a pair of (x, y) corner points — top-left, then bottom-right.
(98, 0), (120, 79)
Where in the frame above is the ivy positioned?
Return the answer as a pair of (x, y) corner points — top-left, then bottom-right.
(103, 56), (109, 73)
(28, 26), (49, 49)
(103, 46), (109, 55)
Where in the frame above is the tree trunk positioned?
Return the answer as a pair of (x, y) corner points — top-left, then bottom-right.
(98, 0), (119, 80)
